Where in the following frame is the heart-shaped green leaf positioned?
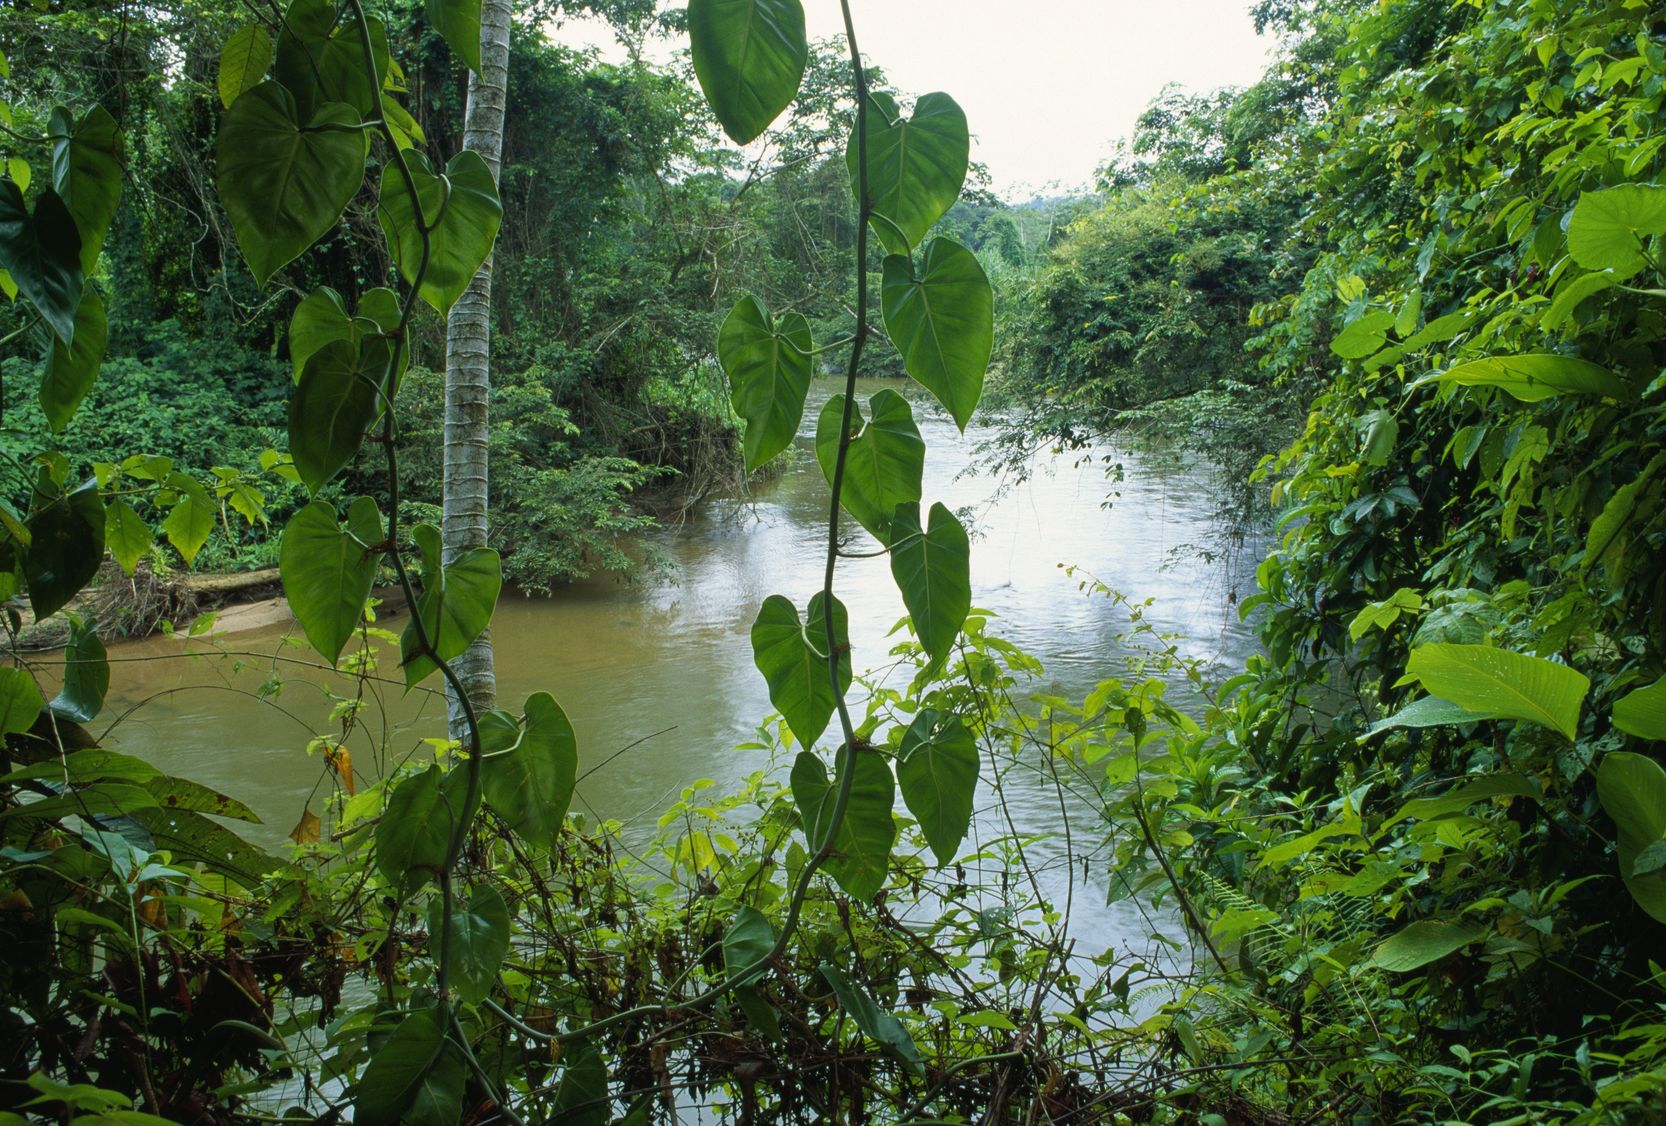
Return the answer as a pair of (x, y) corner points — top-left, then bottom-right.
(1567, 184), (1666, 279)
(720, 295), (812, 472)
(376, 765), (471, 890)
(290, 337), (390, 493)
(48, 106), (121, 276)
(355, 1006), (467, 1126)
(427, 883), (509, 1005)
(814, 390), (924, 545)
(160, 471), (215, 567)
(39, 289), (106, 432)
(425, 0), (482, 73)
(889, 502), (970, 662)
(0, 181), (83, 344)
(896, 709), (977, 867)
(25, 477), (104, 621)
(378, 148), (502, 315)
(289, 285), (405, 389)
(50, 616), (108, 724)
(688, 0), (807, 145)
(882, 238), (993, 430)
(272, 0), (391, 121)
(482, 691), (577, 848)
(1597, 752), (1666, 924)
(279, 498), (381, 666)
(104, 499), (151, 575)
(219, 24), (274, 109)
(751, 592), (850, 748)
(217, 81), (366, 286)
(399, 523), (502, 687)
(791, 746), (895, 900)
(849, 92), (968, 255)
(722, 904), (774, 988)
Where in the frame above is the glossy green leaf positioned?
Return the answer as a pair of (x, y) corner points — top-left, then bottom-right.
(48, 106), (121, 277)
(722, 904), (774, 987)
(378, 148), (502, 315)
(688, 0), (807, 145)
(1414, 353), (1632, 403)
(354, 1007), (466, 1126)
(217, 81), (365, 286)
(0, 181), (82, 344)
(850, 92), (968, 255)
(719, 295), (812, 472)
(25, 478), (105, 621)
(1371, 918), (1486, 972)
(481, 691), (577, 847)
(819, 962), (925, 1076)
(289, 287), (354, 382)
(888, 502), (970, 662)
(882, 238), (993, 430)
(289, 337), (387, 494)
(814, 391), (924, 545)
(161, 472), (215, 567)
(278, 498), (381, 666)
(1614, 677), (1666, 741)
(0, 667), (43, 737)
(1359, 695), (1501, 741)
(376, 765), (469, 890)
(427, 884), (509, 1005)
(218, 25), (274, 109)
(1403, 644), (1589, 741)
(1596, 752), (1666, 924)
(896, 709), (977, 866)
(103, 499), (150, 575)
(791, 746), (895, 900)
(425, 0), (482, 73)
(399, 523), (503, 687)
(49, 617), (107, 723)
(39, 289), (106, 432)
(751, 592), (850, 748)
(1567, 184), (1666, 279)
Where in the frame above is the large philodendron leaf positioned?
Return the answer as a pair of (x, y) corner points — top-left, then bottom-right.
(217, 81), (366, 286)
(1597, 752), (1666, 924)
(882, 238), (993, 430)
(279, 498), (382, 666)
(25, 478), (105, 621)
(425, 0), (483, 73)
(354, 1006), (467, 1126)
(218, 24), (275, 109)
(719, 295), (812, 472)
(1567, 184), (1666, 279)
(290, 334), (400, 494)
(889, 502), (971, 663)
(289, 285), (404, 383)
(399, 524), (503, 687)
(688, 0), (808, 145)
(1614, 677), (1666, 742)
(751, 592), (851, 748)
(791, 746), (896, 900)
(1403, 644), (1590, 741)
(814, 391), (924, 545)
(1413, 354), (1633, 403)
(896, 709), (977, 867)
(376, 765), (471, 891)
(482, 692), (578, 848)
(48, 106), (121, 276)
(271, 0), (392, 121)
(378, 148), (503, 315)
(849, 92), (969, 256)
(39, 289), (106, 432)
(0, 180), (82, 344)
(427, 884), (509, 1005)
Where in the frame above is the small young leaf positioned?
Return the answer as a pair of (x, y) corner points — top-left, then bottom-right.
(399, 523), (502, 687)
(103, 499), (151, 574)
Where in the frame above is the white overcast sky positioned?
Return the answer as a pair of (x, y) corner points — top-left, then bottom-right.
(550, 0), (1274, 197)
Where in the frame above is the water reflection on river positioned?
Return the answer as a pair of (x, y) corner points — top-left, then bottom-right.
(101, 377), (1259, 960)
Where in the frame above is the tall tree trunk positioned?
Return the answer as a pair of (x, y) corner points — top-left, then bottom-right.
(442, 0), (511, 740)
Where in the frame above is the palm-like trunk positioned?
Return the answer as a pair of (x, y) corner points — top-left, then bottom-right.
(442, 0), (511, 739)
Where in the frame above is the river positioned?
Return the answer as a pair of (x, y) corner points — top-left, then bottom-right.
(97, 377), (1259, 959)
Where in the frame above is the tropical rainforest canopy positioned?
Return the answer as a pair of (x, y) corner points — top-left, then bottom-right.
(2, 0), (1666, 1122)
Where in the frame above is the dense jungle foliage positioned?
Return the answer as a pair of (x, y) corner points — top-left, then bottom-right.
(3, 0), (1666, 1122)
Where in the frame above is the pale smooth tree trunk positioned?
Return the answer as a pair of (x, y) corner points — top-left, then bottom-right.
(443, 0), (511, 740)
